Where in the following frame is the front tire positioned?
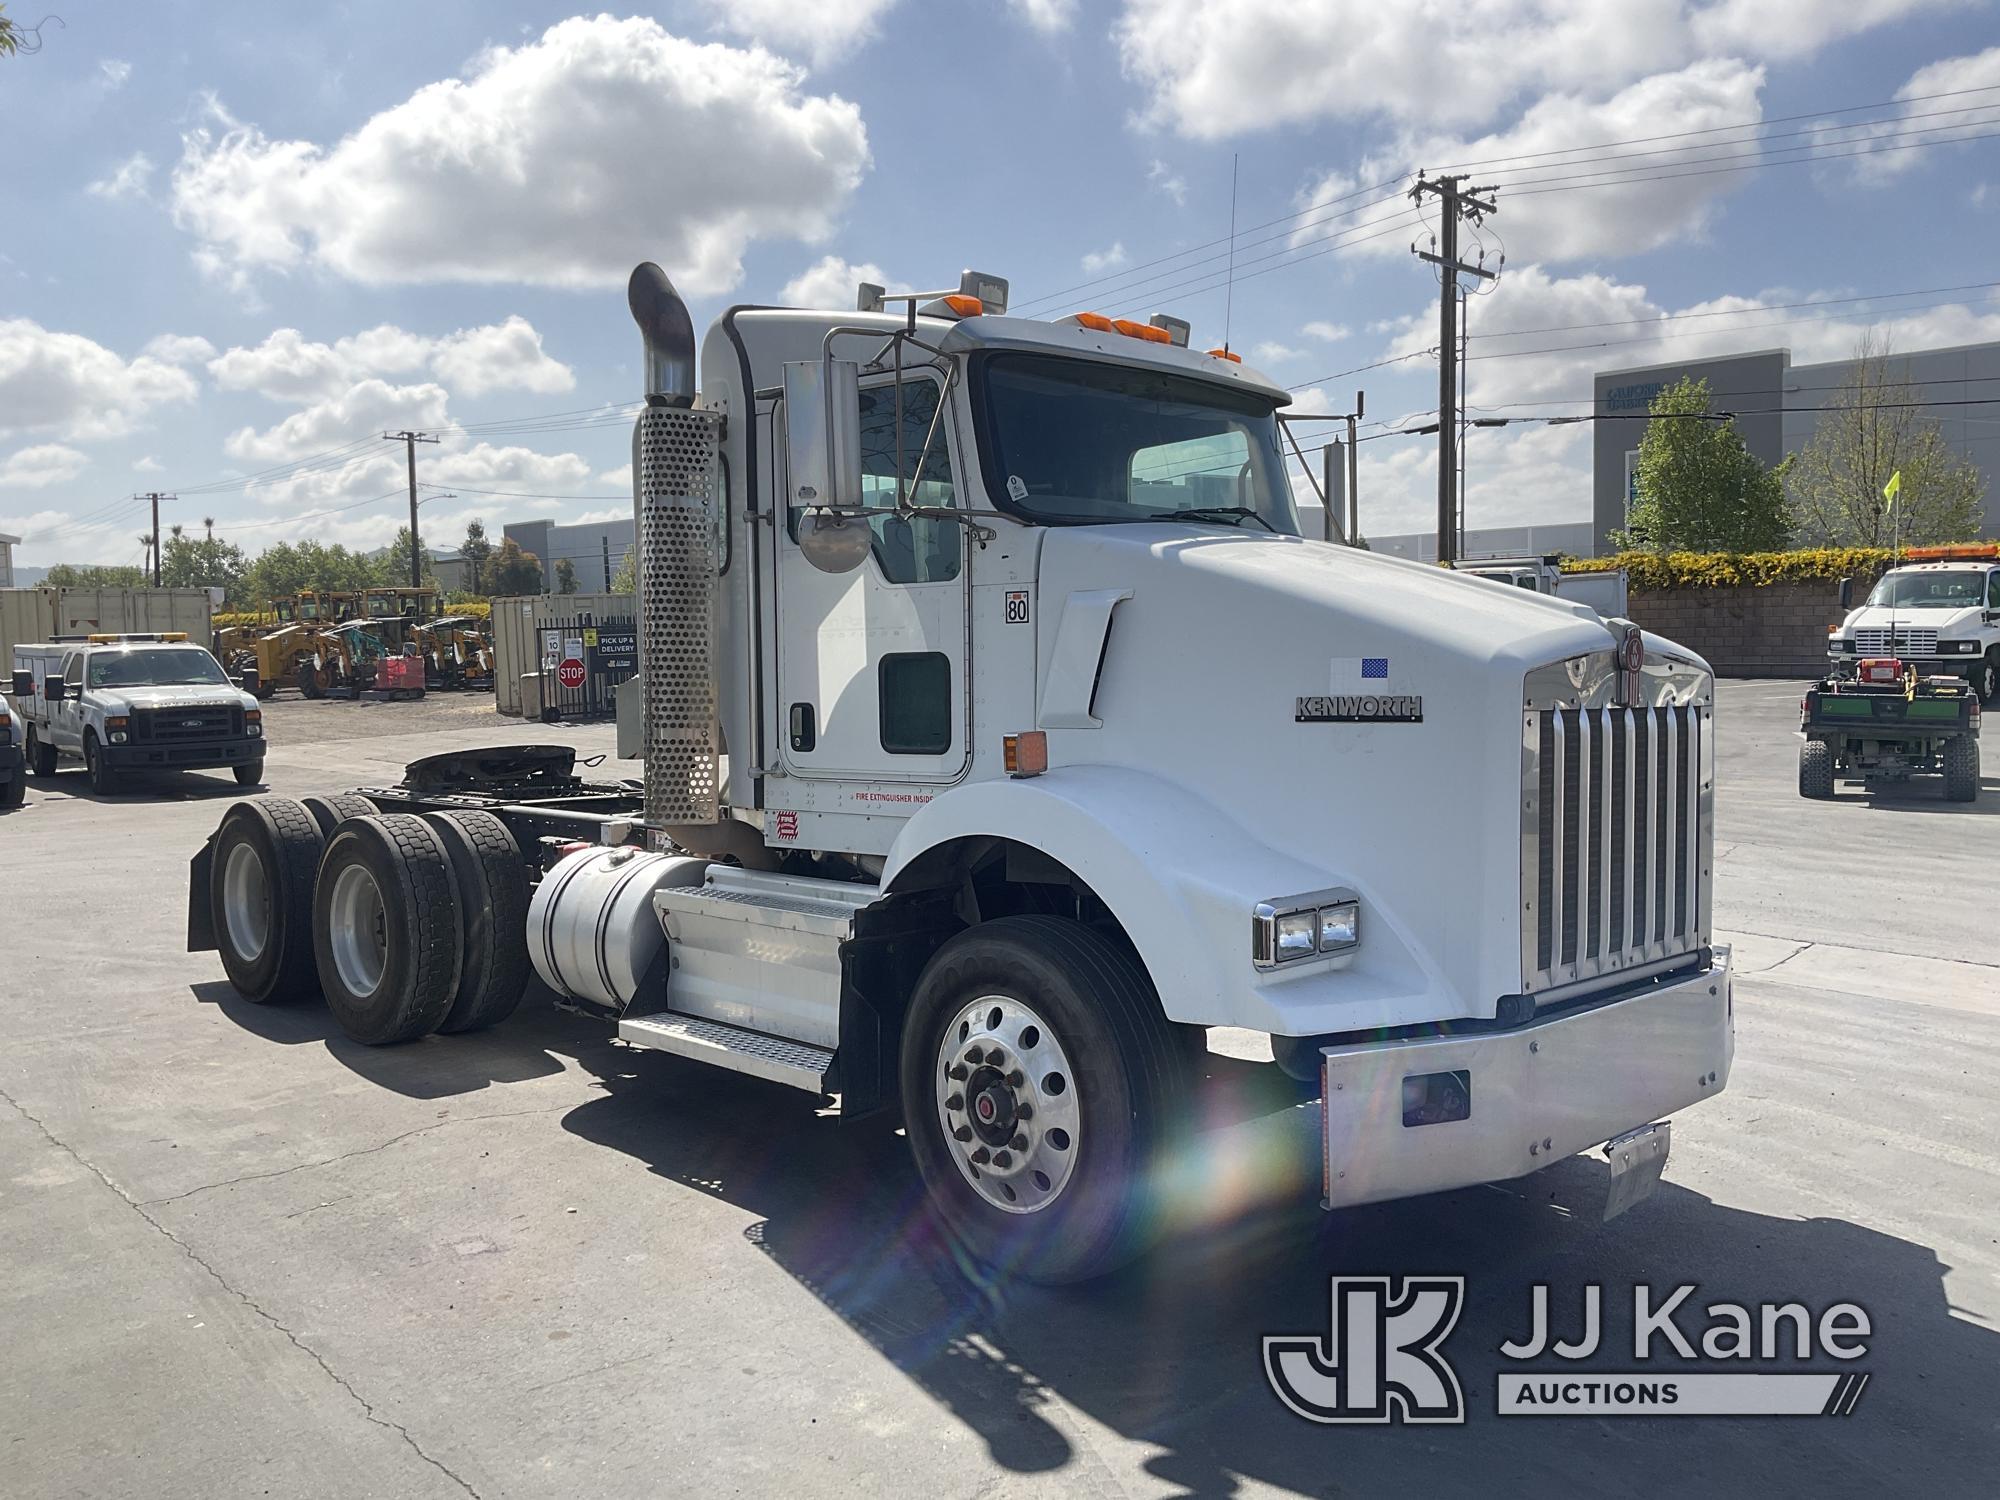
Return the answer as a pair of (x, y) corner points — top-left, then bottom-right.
(210, 797), (325, 1003)
(0, 774), (22, 810)
(899, 915), (1196, 1284)
(26, 728), (56, 778)
(234, 760), (265, 787)
(84, 732), (120, 796)
(312, 814), (462, 1044)
(1975, 651), (2000, 707)
(1799, 740), (1835, 800)
(1944, 736), (1980, 803)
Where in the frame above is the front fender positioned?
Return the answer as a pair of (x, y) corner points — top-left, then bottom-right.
(880, 765), (1453, 1035)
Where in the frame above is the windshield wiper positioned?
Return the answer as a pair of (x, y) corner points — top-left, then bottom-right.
(1148, 505), (1277, 533)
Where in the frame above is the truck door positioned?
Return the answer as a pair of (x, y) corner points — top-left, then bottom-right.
(57, 652), (85, 751)
(774, 372), (968, 785)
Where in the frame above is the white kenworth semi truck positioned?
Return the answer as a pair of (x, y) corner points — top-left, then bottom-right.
(187, 264), (1733, 1281)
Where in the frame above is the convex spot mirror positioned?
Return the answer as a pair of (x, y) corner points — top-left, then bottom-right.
(783, 358), (867, 574)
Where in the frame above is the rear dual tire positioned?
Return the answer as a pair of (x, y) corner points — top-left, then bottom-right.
(211, 796), (325, 1004)
(422, 810), (532, 1034)
(312, 814), (462, 1045)
(1944, 736), (1980, 803)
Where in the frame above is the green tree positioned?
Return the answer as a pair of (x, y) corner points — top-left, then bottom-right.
(554, 556), (578, 594)
(610, 546), (636, 593)
(1786, 334), (1987, 547)
(43, 563), (147, 588)
(160, 524), (248, 595)
(380, 526), (438, 589)
(1623, 377), (1791, 552)
(487, 537), (544, 596)
(460, 519), (492, 594)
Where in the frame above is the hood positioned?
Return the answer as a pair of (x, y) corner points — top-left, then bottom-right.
(96, 684), (254, 714)
(1842, 603), (1985, 636)
(1032, 525), (1665, 1018)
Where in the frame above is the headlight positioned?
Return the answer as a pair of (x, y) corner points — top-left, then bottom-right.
(246, 724), (262, 737)
(110, 731), (128, 744)
(1940, 641), (1977, 654)
(1254, 889), (1362, 968)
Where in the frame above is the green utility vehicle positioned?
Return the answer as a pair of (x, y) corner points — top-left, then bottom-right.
(1799, 657), (1981, 802)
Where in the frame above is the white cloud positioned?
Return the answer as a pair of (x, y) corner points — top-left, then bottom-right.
(99, 59), (132, 88)
(0, 444), (88, 489)
(132, 455), (163, 473)
(223, 379), (453, 465)
(1294, 60), (1766, 266)
(1116, 0), (1959, 138)
(0, 319), (200, 441)
(86, 152), (154, 201)
(1302, 320), (1350, 342)
(714, 0), (901, 65)
(1375, 262), (2000, 412)
(171, 16), (871, 293)
(142, 333), (217, 366)
(1009, 0), (1078, 32)
(209, 317), (573, 402)
(1252, 340), (1304, 363)
(1835, 44), (2000, 186)
(780, 254), (899, 309)
(1147, 158), (1187, 205)
(597, 464), (633, 489)
(1356, 419), (1594, 538)
(1082, 242), (1128, 274)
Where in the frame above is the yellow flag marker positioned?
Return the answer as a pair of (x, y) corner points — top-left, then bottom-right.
(1882, 470), (1902, 513)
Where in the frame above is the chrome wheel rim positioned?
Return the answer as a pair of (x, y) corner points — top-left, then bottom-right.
(326, 862), (388, 997)
(221, 842), (271, 963)
(934, 995), (1082, 1215)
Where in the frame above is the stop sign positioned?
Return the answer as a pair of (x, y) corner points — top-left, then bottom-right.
(557, 657), (586, 690)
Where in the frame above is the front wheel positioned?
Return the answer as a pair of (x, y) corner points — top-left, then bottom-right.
(1974, 652), (2000, 707)
(84, 732), (121, 796)
(234, 760), (265, 786)
(25, 728), (56, 778)
(899, 915), (1196, 1284)
(0, 774), (22, 810)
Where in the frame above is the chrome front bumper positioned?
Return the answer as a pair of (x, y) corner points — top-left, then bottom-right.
(1320, 947), (1732, 1210)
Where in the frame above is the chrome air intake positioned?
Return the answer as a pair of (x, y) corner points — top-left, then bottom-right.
(1519, 644), (1714, 999)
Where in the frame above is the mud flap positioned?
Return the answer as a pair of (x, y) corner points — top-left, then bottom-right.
(187, 839), (216, 952)
(1603, 1120), (1670, 1221)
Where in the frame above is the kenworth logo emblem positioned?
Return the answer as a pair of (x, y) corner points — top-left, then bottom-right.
(1296, 695), (1424, 723)
(1264, 1276), (1465, 1424)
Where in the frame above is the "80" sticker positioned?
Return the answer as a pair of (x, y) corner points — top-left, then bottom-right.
(1004, 590), (1030, 625)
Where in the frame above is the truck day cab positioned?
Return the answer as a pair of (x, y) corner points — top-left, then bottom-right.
(188, 265), (1733, 1282)
(1827, 552), (2000, 703)
(12, 634), (266, 795)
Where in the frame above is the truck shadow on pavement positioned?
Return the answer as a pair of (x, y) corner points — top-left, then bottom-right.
(550, 1035), (2000, 1497)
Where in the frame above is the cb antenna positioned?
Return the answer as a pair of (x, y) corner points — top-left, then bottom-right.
(1223, 153), (1239, 353)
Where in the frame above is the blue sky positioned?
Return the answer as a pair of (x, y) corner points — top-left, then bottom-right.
(3, 0), (1998, 568)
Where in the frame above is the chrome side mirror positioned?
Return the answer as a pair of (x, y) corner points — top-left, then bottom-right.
(783, 359), (867, 574)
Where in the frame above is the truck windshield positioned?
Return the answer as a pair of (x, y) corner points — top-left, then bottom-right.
(974, 353), (1300, 532)
(87, 648), (230, 688)
(1865, 571), (1987, 609)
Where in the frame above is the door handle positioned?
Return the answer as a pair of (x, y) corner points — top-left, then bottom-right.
(788, 702), (816, 753)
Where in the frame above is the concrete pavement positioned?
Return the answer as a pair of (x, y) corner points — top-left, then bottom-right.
(1, 683), (1995, 1498)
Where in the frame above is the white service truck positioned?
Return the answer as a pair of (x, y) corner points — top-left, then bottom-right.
(1826, 553), (2000, 703)
(12, 634), (266, 794)
(1455, 554), (1631, 618)
(187, 265), (1732, 1281)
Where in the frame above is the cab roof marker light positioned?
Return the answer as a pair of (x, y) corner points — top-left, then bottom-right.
(1112, 318), (1173, 344)
(1066, 312), (1116, 333)
(1206, 347), (1242, 363)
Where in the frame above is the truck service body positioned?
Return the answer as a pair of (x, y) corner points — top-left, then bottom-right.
(1828, 558), (2000, 703)
(189, 266), (1732, 1281)
(14, 635), (265, 794)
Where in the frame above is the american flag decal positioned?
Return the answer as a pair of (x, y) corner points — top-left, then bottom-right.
(1361, 658), (1388, 680)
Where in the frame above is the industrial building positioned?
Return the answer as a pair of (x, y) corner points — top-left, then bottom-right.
(1590, 340), (2000, 551)
(502, 517), (634, 593)
(0, 532), (17, 589)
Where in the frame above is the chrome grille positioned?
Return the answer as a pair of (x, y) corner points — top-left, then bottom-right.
(1524, 703), (1708, 994)
(1852, 627), (1938, 655)
(134, 706), (238, 742)
(635, 404), (723, 827)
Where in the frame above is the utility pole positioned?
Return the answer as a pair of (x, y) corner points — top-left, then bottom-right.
(1411, 175), (1497, 565)
(1346, 390), (1362, 546)
(382, 431), (439, 587)
(602, 534), (613, 591)
(142, 492), (172, 586)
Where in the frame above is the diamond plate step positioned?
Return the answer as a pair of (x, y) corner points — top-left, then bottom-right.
(618, 1013), (833, 1094)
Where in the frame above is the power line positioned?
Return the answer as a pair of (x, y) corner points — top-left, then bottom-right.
(1467, 280), (2000, 341)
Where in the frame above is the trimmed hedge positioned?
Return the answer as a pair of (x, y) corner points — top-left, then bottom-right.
(1561, 547), (1898, 590)
(212, 598), (493, 627)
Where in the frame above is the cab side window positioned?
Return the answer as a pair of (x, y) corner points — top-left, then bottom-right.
(62, 653), (83, 690)
(1988, 571), (2000, 610)
(858, 380), (961, 585)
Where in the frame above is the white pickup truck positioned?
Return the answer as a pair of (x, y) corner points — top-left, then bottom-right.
(10, 634), (265, 795)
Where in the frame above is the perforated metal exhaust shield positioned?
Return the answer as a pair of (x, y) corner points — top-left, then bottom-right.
(635, 405), (723, 827)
